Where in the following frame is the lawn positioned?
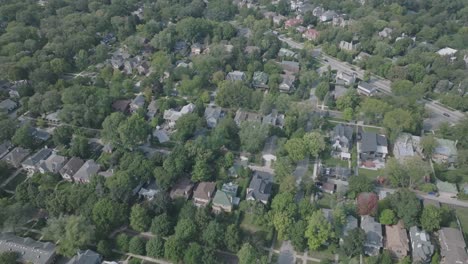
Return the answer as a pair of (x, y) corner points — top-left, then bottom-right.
(454, 206), (468, 238)
(316, 193), (336, 209)
(3, 172), (27, 191)
(240, 213), (261, 233)
(358, 168), (383, 181)
(362, 126), (384, 134)
(322, 157), (348, 168)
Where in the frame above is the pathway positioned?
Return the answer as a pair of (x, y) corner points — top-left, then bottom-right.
(1, 168), (23, 188)
(112, 250), (172, 264)
(266, 241), (322, 264)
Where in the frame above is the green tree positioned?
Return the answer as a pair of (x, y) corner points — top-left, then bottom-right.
(304, 132), (326, 157)
(174, 218), (197, 242)
(239, 122), (270, 153)
(130, 204), (151, 232)
(101, 112), (125, 145)
(284, 138), (308, 162)
(358, 98), (391, 124)
(379, 209), (397, 225)
(69, 136), (90, 159)
(341, 228), (365, 257)
(184, 242), (204, 264)
(173, 113), (203, 141)
(238, 243), (265, 264)
(305, 211), (334, 250)
(0, 116), (16, 142)
(421, 205), (441, 232)
(42, 215), (94, 257)
(150, 213), (174, 237)
(146, 236), (165, 258)
(164, 235), (185, 262)
(420, 135), (437, 158)
(388, 189), (421, 227)
(348, 175), (374, 198)
(116, 233), (130, 252)
(225, 224), (241, 252)
(97, 240), (112, 258)
(383, 109), (416, 140)
(52, 126), (73, 146)
(202, 221), (224, 249)
(92, 198), (127, 235)
(0, 252), (17, 264)
(11, 123), (34, 149)
(118, 114), (149, 149)
(315, 82), (330, 101)
(129, 236), (145, 255)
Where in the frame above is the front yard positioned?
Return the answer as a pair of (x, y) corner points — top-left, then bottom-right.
(358, 168), (384, 181)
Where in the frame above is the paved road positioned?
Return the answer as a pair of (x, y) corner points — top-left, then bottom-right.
(376, 187), (468, 208)
(278, 36), (466, 126)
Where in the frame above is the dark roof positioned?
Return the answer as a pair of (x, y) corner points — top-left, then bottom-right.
(0, 233), (56, 264)
(112, 100), (131, 112)
(60, 157), (85, 177)
(361, 132), (377, 152)
(2, 147), (30, 167)
(247, 171), (274, 202)
(67, 250), (101, 264)
(22, 148), (52, 167)
(333, 124), (353, 141)
(376, 134), (387, 147)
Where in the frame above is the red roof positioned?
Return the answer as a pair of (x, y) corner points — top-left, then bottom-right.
(285, 18), (303, 28)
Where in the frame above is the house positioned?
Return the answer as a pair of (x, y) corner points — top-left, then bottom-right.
(281, 61), (300, 74)
(278, 48), (297, 58)
(204, 106), (222, 128)
(284, 18), (303, 28)
(72, 160), (100, 183)
(38, 153), (68, 174)
(331, 124), (353, 160)
(262, 136), (278, 166)
(193, 182), (216, 207)
(385, 222), (409, 259)
(67, 250), (101, 264)
(137, 61), (151, 76)
(0, 141), (12, 159)
(2, 147), (30, 168)
(0, 98), (17, 113)
(437, 47), (458, 57)
(341, 215), (358, 240)
(320, 10), (337, 22)
(153, 127), (170, 143)
(130, 93), (145, 113)
(212, 182), (240, 213)
(246, 171), (274, 205)
(432, 138), (457, 164)
(393, 133), (422, 162)
(313, 6), (324, 17)
(31, 128), (51, 142)
(170, 178), (194, 200)
(60, 157), (84, 181)
(226, 71), (246, 82)
(302, 28), (320, 41)
(273, 14), (287, 25)
(355, 51), (371, 61)
(336, 71), (356, 85)
(361, 216), (383, 256)
(279, 74), (296, 93)
(45, 111), (61, 125)
(22, 148), (53, 174)
(191, 43), (204, 55)
(357, 81), (378, 96)
(409, 226), (434, 263)
(332, 16), (351, 27)
(339, 40), (360, 52)
(378, 27), (393, 39)
(262, 110), (284, 127)
(438, 227), (468, 264)
(321, 182), (335, 194)
(436, 180), (458, 197)
(359, 132), (388, 169)
(112, 100), (131, 113)
(252, 71), (269, 89)
(163, 103), (196, 127)
(234, 109), (262, 125)
(146, 100), (159, 120)
(138, 181), (159, 201)
(0, 233), (56, 264)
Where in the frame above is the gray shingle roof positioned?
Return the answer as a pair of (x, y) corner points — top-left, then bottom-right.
(22, 148), (52, 168)
(409, 226), (434, 263)
(0, 233), (56, 264)
(2, 147), (30, 167)
(67, 249), (101, 264)
(439, 227), (468, 264)
(246, 171), (274, 203)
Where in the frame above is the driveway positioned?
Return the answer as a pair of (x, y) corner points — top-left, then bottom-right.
(278, 241), (295, 264)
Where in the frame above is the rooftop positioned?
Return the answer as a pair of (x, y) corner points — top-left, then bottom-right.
(0, 233), (56, 264)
